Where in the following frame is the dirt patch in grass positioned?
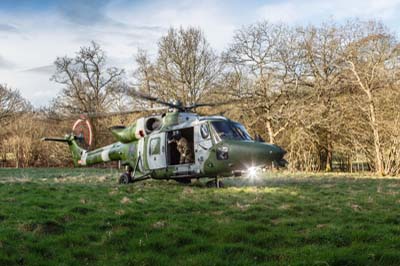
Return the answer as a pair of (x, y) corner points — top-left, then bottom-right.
(54, 175), (110, 183)
(136, 197), (146, 204)
(120, 196), (131, 204)
(19, 221), (64, 235)
(57, 214), (75, 223)
(0, 177), (32, 184)
(35, 221), (65, 235)
(108, 188), (119, 196)
(115, 209), (125, 216)
(350, 203), (362, 212)
(70, 206), (93, 215)
(182, 187), (194, 195)
(18, 223), (37, 233)
(152, 220), (167, 229)
(235, 201), (250, 211)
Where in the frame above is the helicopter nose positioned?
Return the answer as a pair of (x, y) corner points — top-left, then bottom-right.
(228, 141), (286, 168)
(271, 144), (286, 160)
(262, 143), (286, 163)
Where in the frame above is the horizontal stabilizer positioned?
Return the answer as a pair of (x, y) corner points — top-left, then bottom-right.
(41, 137), (70, 143)
(109, 125), (126, 130)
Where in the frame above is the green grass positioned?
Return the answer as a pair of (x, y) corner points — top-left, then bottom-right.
(0, 168), (399, 266)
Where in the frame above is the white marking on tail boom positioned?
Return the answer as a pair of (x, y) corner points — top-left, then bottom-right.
(101, 148), (110, 162)
(79, 151), (88, 166)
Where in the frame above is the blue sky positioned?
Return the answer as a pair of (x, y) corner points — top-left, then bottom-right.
(1, 0), (400, 106)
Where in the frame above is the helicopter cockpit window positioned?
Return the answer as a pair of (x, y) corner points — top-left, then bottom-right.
(200, 124), (210, 139)
(211, 121), (252, 141)
(149, 137), (161, 155)
(232, 123), (252, 141)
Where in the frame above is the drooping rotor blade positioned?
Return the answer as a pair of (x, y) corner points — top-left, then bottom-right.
(39, 106), (169, 121)
(83, 106), (168, 118)
(131, 91), (184, 111)
(131, 91), (245, 113)
(184, 98), (242, 111)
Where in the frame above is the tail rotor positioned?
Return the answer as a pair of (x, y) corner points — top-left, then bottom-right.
(72, 115), (93, 149)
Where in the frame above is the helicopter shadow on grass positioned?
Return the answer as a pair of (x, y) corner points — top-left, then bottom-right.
(212, 172), (400, 191)
(185, 173), (354, 189)
(181, 176), (272, 189)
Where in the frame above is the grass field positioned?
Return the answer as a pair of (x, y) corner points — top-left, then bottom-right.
(0, 168), (399, 266)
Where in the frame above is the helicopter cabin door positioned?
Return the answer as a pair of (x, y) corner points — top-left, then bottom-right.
(147, 133), (166, 170)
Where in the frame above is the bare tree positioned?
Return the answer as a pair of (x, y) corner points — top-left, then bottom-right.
(293, 22), (349, 171)
(135, 27), (221, 106)
(0, 84), (29, 125)
(134, 49), (157, 107)
(0, 85), (30, 167)
(51, 41), (124, 147)
(344, 22), (400, 175)
(224, 22), (294, 144)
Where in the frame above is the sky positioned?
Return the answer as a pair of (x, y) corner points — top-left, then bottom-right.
(0, 0), (400, 106)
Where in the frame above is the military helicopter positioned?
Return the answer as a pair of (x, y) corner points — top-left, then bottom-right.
(42, 93), (287, 187)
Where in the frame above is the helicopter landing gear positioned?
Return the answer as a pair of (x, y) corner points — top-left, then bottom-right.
(119, 166), (133, 184)
(206, 177), (224, 188)
(119, 173), (132, 184)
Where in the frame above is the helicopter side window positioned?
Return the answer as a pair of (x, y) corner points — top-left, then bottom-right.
(200, 124), (210, 139)
(149, 137), (161, 155)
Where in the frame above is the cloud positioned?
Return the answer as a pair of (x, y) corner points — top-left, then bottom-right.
(0, 23), (19, 33)
(114, 0), (238, 51)
(56, 0), (132, 29)
(0, 55), (15, 69)
(335, 0), (400, 18)
(0, 68), (62, 106)
(257, 0), (400, 25)
(23, 64), (55, 75)
(257, 2), (300, 23)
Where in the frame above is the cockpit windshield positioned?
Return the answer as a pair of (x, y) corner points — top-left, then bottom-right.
(211, 121), (252, 141)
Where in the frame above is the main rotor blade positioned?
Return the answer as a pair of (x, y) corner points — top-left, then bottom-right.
(131, 91), (183, 110)
(185, 99), (242, 111)
(42, 106), (168, 120)
(83, 106), (168, 118)
(132, 90), (244, 112)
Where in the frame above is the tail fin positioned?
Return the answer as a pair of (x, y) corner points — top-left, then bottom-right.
(42, 134), (86, 167)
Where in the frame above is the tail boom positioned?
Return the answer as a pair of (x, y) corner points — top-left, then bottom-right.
(78, 143), (125, 166)
(42, 134), (134, 167)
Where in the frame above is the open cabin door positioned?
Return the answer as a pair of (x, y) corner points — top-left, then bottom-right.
(194, 123), (213, 165)
(147, 133), (167, 170)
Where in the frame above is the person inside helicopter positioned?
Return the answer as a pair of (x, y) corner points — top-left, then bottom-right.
(168, 130), (194, 164)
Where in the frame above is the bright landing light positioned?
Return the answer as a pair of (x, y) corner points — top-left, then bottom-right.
(247, 166), (260, 179)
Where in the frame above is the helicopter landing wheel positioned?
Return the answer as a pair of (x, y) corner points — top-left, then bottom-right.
(206, 178), (224, 188)
(119, 173), (132, 184)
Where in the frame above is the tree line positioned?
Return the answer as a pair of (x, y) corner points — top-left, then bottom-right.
(1, 19), (399, 175)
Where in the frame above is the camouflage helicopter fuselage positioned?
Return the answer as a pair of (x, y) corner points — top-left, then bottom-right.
(49, 111), (286, 183)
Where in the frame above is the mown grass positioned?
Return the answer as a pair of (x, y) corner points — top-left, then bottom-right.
(0, 168), (399, 266)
